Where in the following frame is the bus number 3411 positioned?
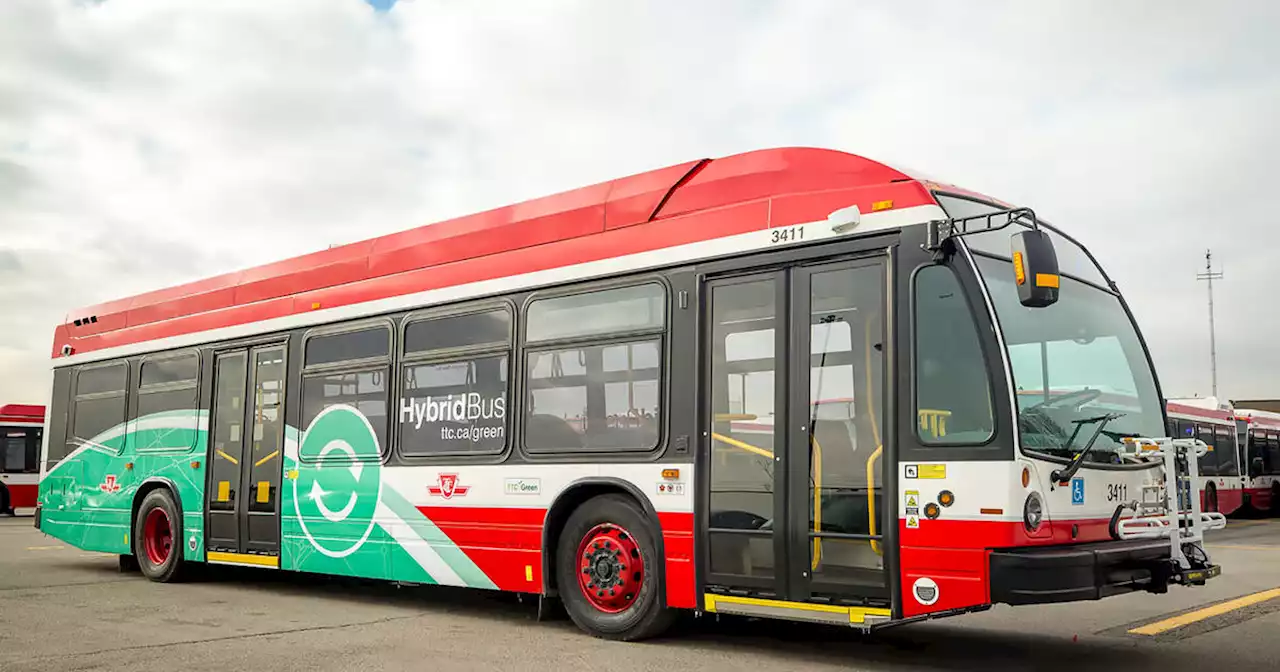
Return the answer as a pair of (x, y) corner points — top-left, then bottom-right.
(1107, 483), (1129, 502)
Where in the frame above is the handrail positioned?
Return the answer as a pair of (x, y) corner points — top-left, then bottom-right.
(710, 432), (773, 459)
(918, 409), (951, 439)
(863, 317), (883, 556)
(811, 435), (823, 570)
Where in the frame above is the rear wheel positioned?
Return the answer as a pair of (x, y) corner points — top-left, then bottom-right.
(0, 485), (10, 515)
(133, 489), (186, 582)
(556, 494), (674, 641)
(1272, 483), (1280, 514)
(1204, 484), (1218, 513)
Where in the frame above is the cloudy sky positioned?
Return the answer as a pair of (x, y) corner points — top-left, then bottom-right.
(2, 0), (1277, 407)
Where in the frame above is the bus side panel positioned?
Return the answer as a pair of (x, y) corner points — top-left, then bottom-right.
(278, 450), (696, 605)
(38, 410), (209, 560)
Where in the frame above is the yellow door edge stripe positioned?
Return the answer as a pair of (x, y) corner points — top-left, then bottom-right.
(1128, 587), (1280, 635)
(704, 594), (891, 624)
(206, 551), (280, 568)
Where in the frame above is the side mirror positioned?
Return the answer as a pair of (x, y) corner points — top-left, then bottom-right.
(1010, 229), (1060, 308)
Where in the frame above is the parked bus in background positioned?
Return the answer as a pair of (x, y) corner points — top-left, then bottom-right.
(1, 404), (45, 516)
(1233, 408), (1280, 513)
(1165, 399), (1244, 515)
(35, 147), (1222, 640)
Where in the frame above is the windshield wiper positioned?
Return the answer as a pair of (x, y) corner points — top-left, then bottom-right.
(1049, 413), (1125, 485)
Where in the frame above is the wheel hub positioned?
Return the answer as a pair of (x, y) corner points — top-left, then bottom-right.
(576, 523), (644, 613)
(143, 507), (172, 566)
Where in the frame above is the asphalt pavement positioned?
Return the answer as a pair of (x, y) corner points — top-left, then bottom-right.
(1, 514), (1277, 672)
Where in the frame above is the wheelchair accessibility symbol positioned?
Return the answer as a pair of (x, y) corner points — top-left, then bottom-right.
(1071, 477), (1085, 505)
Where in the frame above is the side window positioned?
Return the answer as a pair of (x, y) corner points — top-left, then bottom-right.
(1215, 427), (1237, 476)
(1, 427), (29, 473)
(70, 361), (128, 453)
(1196, 424), (1218, 476)
(523, 283), (666, 453)
(301, 325), (392, 459)
(133, 351), (200, 452)
(913, 265), (995, 444)
(399, 307), (512, 457)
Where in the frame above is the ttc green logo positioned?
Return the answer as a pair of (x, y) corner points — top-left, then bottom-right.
(292, 404), (382, 558)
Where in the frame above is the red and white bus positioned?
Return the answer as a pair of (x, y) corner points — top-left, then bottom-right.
(1165, 399), (1245, 515)
(2, 404), (44, 516)
(36, 147), (1222, 640)
(1232, 408), (1280, 513)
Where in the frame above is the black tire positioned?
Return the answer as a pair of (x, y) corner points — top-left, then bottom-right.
(132, 489), (186, 583)
(0, 485), (10, 515)
(1204, 484), (1218, 513)
(556, 494), (674, 641)
(1272, 483), (1280, 515)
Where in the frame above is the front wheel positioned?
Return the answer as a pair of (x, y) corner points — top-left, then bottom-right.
(556, 494), (674, 641)
(133, 489), (187, 583)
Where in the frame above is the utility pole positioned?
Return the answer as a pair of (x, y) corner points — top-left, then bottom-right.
(1196, 249), (1223, 398)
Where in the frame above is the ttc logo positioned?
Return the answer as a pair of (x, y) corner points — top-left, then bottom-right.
(428, 474), (469, 499)
(292, 404), (383, 558)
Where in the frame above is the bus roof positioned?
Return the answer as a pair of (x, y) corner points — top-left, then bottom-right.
(1234, 407), (1280, 430)
(0, 404), (45, 424)
(1166, 400), (1235, 424)
(52, 146), (981, 364)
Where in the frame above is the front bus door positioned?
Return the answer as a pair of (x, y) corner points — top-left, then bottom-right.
(703, 256), (891, 623)
(204, 344), (287, 567)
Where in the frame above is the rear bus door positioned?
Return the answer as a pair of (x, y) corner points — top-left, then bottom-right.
(204, 344), (287, 567)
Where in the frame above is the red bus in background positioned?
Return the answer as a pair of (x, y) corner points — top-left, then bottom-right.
(1233, 408), (1280, 513)
(1165, 400), (1245, 515)
(1, 404), (44, 516)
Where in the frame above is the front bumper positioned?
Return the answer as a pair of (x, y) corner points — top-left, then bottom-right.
(989, 539), (1220, 606)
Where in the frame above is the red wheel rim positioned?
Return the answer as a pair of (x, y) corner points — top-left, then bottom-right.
(576, 523), (644, 614)
(143, 507), (173, 566)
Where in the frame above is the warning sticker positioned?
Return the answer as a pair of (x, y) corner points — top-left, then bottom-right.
(905, 493), (920, 508)
(918, 464), (947, 479)
(906, 515), (920, 529)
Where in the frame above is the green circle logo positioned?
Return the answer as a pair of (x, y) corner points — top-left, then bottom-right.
(292, 404), (382, 558)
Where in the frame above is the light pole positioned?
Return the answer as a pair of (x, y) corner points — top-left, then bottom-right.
(1196, 249), (1223, 398)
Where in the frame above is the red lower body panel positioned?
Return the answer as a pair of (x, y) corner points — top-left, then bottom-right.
(3, 483), (36, 509)
(417, 506), (696, 608)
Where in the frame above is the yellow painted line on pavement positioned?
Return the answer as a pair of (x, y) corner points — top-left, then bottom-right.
(1208, 544), (1280, 551)
(25, 545), (65, 551)
(1129, 587), (1280, 635)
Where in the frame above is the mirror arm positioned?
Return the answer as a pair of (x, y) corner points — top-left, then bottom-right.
(924, 207), (1040, 256)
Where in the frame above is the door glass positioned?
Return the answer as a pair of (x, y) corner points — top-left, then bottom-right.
(708, 279), (778, 580)
(209, 354), (247, 514)
(247, 349), (285, 515)
(807, 264), (885, 587)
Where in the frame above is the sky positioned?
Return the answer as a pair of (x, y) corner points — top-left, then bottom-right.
(1, 0), (1278, 407)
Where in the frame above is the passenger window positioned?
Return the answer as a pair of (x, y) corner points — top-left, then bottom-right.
(301, 325), (392, 459)
(70, 362), (128, 451)
(134, 352), (201, 452)
(523, 285), (666, 453)
(399, 307), (513, 458)
(913, 265), (995, 444)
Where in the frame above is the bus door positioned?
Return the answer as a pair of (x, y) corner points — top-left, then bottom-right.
(702, 255), (890, 614)
(204, 344), (287, 566)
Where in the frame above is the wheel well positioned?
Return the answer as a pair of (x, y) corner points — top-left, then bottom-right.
(130, 479), (183, 553)
(541, 480), (664, 599)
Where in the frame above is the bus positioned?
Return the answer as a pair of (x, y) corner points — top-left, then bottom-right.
(2, 404), (44, 516)
(1165, 399), (1244, 515)
(35, 147), (1223, 640)
(1232, 408), (1280, 513)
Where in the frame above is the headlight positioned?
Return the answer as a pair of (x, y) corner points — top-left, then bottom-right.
(1024, 492), (1044, 532)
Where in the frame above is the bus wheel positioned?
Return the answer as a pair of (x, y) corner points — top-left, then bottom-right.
(0, 485), (10, 516)
(1272, 483), (1280, 514)
(1204, 484), (1218, 513)
(556, 494), (674, 641)
(133, 489), (186, 583)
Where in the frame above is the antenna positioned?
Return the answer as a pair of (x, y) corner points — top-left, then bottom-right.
(1195, 249), (1223, 398)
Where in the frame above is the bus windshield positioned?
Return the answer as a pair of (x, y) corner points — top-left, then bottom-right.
(969, 250), (1164, 464)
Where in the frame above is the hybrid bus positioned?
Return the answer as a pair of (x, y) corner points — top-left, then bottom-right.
(35, 147), (1222, 640)
(2, 404), (44, 516)
(1166, 399), (1244, 515)
(1233, 408), (1280, 513)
